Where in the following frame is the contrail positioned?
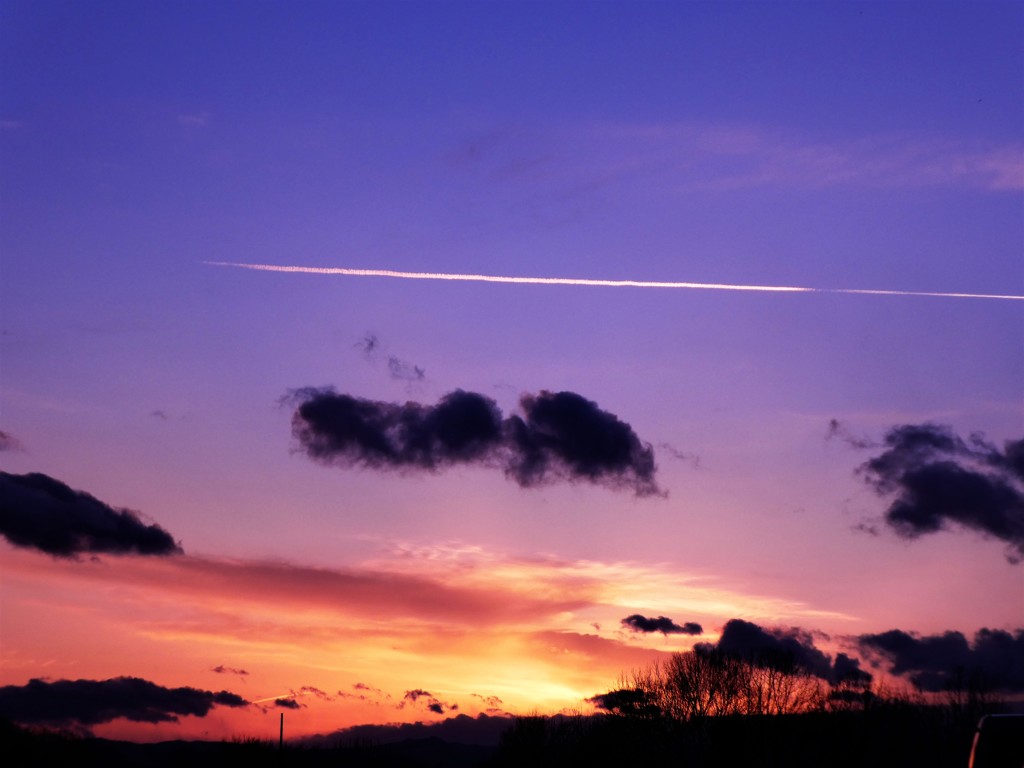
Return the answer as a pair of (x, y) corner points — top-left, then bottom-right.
(250, 692), (306, 704)
(204, 261), (1024, 301)
(251, 694), (293, 704)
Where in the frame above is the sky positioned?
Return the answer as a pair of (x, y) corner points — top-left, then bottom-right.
(1, 0), (1022, 743)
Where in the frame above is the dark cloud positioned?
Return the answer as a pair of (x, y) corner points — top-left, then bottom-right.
(0, 471), (182, 558)
(353, 682), (388, 696)
(505, 391), (660, 495)
(0, 429), (23, 452)
(344, 682), (391, 703)
(832, 653), (873, 687)
(356, 333), (380, 358)
(587, 688), (659, 717)
(266, 686), (331, 710)
(859, 627), (1024, 693)
(853, 521), (881, 537)
(622, 614), (703, 636)
(355, 334), (426, 384)
(470, 693), (504, 709)
(291, 389), (503, 469)
(211, 666), (248, 677)
(387, 356), (426, 383)
(403, 689), (434, 702)
(697, 619), (831, 678)
(696, 619), (870, 684)
(825, 419), (873, 449)
(858, 424), (1024, 562)
(658, 442), (702, 469)
(298, 685), (332, 701)
(290, 388), (662, 496)
(402, 688), (457, 715)
(1002, 438), (1024, 481)
(0, 677), (246, 727)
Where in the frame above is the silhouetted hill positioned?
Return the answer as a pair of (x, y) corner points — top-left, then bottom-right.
(6, 705), (1022, 768)
(298, 712), (514, 748)
(2, 718), (498, 768)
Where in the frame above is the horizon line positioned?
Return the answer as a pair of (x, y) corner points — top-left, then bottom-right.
(203, 261), (1024, 301)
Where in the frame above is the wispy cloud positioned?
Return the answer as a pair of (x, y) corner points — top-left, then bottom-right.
(211, 665), (249, 677)
(446, 118), (1024, 206)
(367, 542), (857, 626)
(2, 541), (852, 718)
(0, 429), (24, 452)
(588, 121), (1024, 192)
(355, 333), (427, 386)
(177, 112), (209, 127)
(401, 688), (457, 715)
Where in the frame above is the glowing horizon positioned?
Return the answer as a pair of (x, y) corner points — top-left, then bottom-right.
(204, 261), (1024, 301)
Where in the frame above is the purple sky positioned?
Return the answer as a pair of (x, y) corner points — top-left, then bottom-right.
(1, 0), (1021, 741)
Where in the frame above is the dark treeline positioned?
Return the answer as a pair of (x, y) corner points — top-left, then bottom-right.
(494, 706), (988, 768)
(495, 647), (1016, 768)
(6, 705), (1011, 768)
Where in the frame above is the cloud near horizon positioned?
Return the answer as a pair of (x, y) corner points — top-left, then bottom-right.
(0, 429), (23, 452)
(0, 677), (247, 728)
(289, 388), (662, 495)
(857, 424), (1024, 562)
(0, 471), (182, 558)
(351, 682), (391, 701)
(859, 627), (1024, 693)
(403, 688), (457, 715)
(211, 665), (249, 677)
(696, 619), (871, 685)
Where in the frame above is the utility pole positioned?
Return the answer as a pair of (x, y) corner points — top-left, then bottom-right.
(279, 712), (284, 752)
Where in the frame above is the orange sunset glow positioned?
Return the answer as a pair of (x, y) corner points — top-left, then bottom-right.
(3, 540), (863, 740)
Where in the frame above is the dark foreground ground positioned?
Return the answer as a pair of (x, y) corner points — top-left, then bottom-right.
(6, 707), (1022, 768)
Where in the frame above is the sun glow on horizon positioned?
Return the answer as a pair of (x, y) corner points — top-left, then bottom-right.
(0, 539), (860, 738)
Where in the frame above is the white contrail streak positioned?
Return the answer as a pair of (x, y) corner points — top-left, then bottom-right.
(204, 261), (1024, 301)
(250, 691), (308, 704)
(251, 694), (293, 704)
